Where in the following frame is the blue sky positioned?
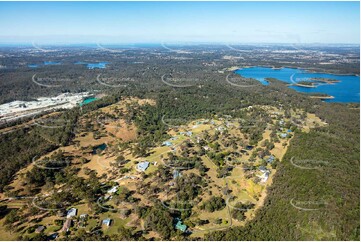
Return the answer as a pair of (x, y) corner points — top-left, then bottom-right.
(0, 1), (359, 44)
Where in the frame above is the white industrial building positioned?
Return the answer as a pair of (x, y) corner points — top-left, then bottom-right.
(0, 92), (91, 123)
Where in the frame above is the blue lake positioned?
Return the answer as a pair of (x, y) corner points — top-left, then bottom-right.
(28, 62), (61, 68)
(43, 61), (61, 65)
(75, 61), (108, 69)
(235, 67), (360, 103)
(80, 97), (97, 106)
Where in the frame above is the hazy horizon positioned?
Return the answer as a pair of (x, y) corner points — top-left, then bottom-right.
(0, 41), (359, 47)
(0, 1), (359, 45)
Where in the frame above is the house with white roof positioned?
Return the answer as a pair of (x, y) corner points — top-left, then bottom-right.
(107, 185), (119, 194)
(136, 161), (150, 172)
(66, 208), (77, 218)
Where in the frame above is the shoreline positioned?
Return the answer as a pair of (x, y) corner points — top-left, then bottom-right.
(234, 65), (359, 77)
(309, 95), (335, 100)
(291, 83), (316, 88)
(310, 78), (341, 84)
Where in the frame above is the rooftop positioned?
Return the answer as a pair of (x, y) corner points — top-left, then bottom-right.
(102, 218), (112, 226)
(136, 161), (150, 172)
(280, 133), (288, 138)
(107, 185), (118, 194)
(162, 141), (173, 147)
(267, 155), (275, 163)
(175, 218), (187, 232)
(173, 170), (181, 179)
(66, 208), (77, 218)
(35, 225), (45, 233)
(259, 166), (268, 173)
